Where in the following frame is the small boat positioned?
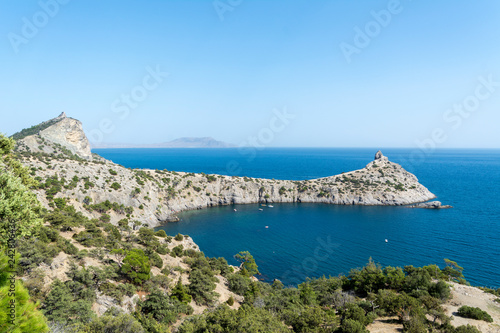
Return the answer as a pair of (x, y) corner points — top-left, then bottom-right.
(234, 209), (237, 212)
(268, 205), (274, 208)
(385, 239), (388, 243)
(265, 226), (269, 229)
(259, 208), (264, 211)
(261, 204), (267, 207)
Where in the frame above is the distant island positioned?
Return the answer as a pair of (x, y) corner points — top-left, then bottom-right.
(91, 137), (236, 149)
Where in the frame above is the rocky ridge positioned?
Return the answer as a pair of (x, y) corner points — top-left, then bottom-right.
(13, 115), (439, 228)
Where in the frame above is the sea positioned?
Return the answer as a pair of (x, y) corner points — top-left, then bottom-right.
(93, 148), (500, 288)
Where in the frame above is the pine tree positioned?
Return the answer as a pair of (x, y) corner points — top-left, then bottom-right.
(0, 250), (49, 332)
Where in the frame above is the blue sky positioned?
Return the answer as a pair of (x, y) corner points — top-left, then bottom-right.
(1, 0), (499, 148)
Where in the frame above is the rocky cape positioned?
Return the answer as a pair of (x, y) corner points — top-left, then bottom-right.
(15, 114), (439, 228)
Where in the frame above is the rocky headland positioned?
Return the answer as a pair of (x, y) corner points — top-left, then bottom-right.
(14, 114), (438, 228)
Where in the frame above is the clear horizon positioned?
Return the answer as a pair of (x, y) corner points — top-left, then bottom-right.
(2, 1), (500, 148)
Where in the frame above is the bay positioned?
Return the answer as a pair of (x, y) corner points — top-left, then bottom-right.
(94, 148), (500, 288)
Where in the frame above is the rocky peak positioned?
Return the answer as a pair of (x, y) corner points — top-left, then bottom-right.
(374, 150), (388, 161)
(16, 114), (93, 160)
(40, 117), (92, 160)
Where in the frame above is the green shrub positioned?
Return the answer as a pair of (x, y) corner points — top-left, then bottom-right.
(340, 318), (369, 333)
(227, 273), (251, 296)
(148, 251), (163, 268)
(138, 227), (160, 249)
(17, 239), (60, 272)
(171, 280), (192, 304)
(54, 197), (66, 209)
(429, 280), (450, 300)
(42, 279), (95, 324)
(453, 324), (481, 333)
(100, 213), (111, 223)
(156, 245), (169, 255)
(120, 249), (151, 285)
(155, 229), (167, 237)
(84, 311), (144, 333)
(56, 238), (78, 255)
(110, 182), (121, 190)
(108, 169), (118, 176)
(226, 296), (235, 306)
(175, 233), (184, 241)
(140, 288), (193, 325)
(188, 268), (219, 306)
(205, 175), (217, 182)
(177, 305), (290, 332)
(457, 305), (493, 322)
(171, 245), (184, 258)
(37, 225), (59, 243)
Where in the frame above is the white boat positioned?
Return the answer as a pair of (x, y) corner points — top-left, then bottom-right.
(234, 209), (237, 212)
(265, 226), (269, 228)
(385, 239), (388, 243)
(259, 208), (263, 211)
(268, 205), (274, 208)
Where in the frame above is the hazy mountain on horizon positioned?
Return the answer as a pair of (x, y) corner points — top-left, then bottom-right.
(91, 137), (236, 149)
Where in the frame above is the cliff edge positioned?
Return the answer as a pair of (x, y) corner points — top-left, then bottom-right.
(14, 112), (93, 160)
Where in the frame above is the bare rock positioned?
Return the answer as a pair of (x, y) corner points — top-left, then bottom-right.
(16, 113), (93, 160)
(409, 201), (452, 209)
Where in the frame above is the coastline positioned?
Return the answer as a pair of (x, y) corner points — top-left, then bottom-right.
(19, 149), (436, 228)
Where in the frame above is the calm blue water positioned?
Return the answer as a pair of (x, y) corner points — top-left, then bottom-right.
(94, 148), (500, 288)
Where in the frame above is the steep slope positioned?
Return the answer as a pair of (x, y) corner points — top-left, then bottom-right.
(14, 112), (93, 160)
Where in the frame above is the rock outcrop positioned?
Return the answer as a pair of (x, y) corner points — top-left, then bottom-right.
(409, 201), (452, 209)
(15, 113), (93, 160)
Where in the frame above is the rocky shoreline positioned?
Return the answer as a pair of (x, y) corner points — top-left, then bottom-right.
(15, 114), (443, 228)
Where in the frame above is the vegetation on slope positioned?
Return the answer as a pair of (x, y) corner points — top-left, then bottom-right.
(0, 133), (497, 333)
(11, 117), (64, 141)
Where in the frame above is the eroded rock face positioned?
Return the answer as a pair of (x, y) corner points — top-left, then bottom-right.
(39, 116), (92, 160)
(16, 113), (93, 160)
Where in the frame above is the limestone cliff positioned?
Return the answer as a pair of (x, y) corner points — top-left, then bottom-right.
(15, 113), (93, 160)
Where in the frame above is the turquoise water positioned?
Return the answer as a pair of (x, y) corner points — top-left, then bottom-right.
(94, 148), (500, 288)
